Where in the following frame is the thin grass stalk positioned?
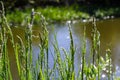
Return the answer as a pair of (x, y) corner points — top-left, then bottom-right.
(39, 32), (46, 72)
(2, 36), (8, 80)
(40, 15), (49, 80)
(91, 17), (97, 65)
(81, 26), (86, 80)
(96, 30), (100, 80)
(7, 55), (13, 80)
(69, 25), (74, 71)
(15, 43), (21, 77)
(61, 48), (72, 79)
(68, 24), (75, 79)
(37, 12), (49, 80)
(108, 50), (112, 80)
(25, 9), (35, 80)
(39, 68), (45, 80)
(48, 51), (55, 77)
(52, 33), (64, 80)
(62, 48), (71, 80)
(29, 9), (34, 70)
(0, 6), (7, 80)
(15, 40), (25, 80)
(0, 12), (3, 79)
(67, 57), (71, 80)
(91, 17), (101, 79)
(106, 49), (112, 80)
(38, 43), (44, 70)
(25, 20), (30, 80)
(38, 44), (45, 80)
(0, 32), (2, 79)
(17, 35), (26, 80)
(108, 50), (111, 80)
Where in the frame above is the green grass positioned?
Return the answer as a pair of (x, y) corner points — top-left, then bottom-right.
(6, 6), (90, 26)
(95, 7), (120, 18)
(36, 6), (90, 21)
(5, 5), (120, 26)
(0, 1), (120, 80)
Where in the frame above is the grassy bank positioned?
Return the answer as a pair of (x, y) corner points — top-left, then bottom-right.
(6, 6), (90, 26)
(5, 5), (120, 26)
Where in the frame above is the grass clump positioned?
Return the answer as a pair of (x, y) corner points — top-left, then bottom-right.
(0, 1), (13, 80)
(0, 1), (118, 80)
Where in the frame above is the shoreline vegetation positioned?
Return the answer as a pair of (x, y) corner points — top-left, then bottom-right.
(5, 5), (120, 26)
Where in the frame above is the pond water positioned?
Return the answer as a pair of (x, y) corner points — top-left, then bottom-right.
(8, 18), (120, 79)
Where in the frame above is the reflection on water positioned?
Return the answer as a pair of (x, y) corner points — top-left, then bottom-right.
(8, 18), (120, 79)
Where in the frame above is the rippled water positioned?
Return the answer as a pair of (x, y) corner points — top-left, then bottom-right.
(8, 18), (120, 79)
